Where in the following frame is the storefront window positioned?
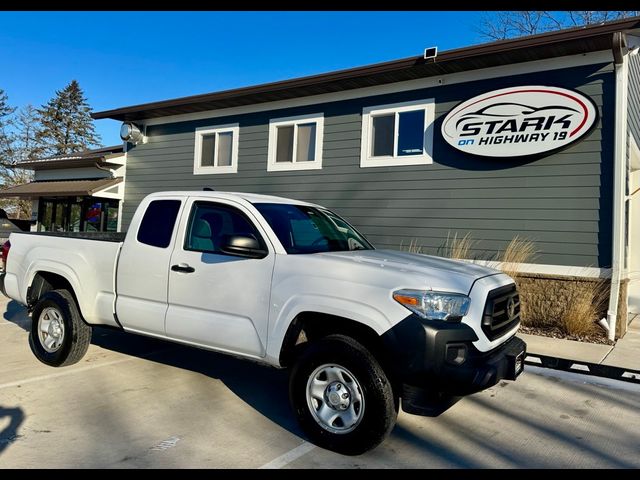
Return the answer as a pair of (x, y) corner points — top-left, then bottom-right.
(39, 201), (53, 232)
(107, 205), (119, 232)
(85, 201), (103, 231)
(53, 199), (68, 232)
(70, 203), (82, 232)
(38, 197), (120, 233)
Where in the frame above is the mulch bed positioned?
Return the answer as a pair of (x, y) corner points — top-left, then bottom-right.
(519, 325), (615, 346)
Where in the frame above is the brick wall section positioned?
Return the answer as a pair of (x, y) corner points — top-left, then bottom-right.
(514, 273), (628, 339)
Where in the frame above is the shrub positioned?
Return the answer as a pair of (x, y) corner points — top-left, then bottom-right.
(515, 275), (607, 337)
(442, 232), (476, 260)
(399, 238), (423, 254)
(496, 235), (537, 277)
(560, 278), (608, 336)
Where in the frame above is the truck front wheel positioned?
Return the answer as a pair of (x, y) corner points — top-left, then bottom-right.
(289, 334), (398, 455)
(29, 289), (92, 367)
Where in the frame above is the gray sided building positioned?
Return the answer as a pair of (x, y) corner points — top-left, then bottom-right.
(94, 18), (640, 338)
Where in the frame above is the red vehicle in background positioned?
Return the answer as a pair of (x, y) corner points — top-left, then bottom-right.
(1, 240), (10, 271)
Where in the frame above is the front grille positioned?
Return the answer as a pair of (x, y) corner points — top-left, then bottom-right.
(482, 284), (520, 341)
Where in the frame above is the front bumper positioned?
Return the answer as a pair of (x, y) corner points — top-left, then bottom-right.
(382, 314), (526, 401)
(433, 333), (526, 395)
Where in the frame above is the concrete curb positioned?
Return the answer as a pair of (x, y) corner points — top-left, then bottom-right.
(525, 352), (640, 384)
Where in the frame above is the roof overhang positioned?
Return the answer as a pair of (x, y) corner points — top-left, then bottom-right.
(0, 178), (123, 198)
(17, 146), (124, 171)
(18, 157), (124, 171)
(92, 17), (640, 123)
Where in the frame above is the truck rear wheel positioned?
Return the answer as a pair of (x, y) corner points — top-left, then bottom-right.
(29, 289), (92, 367)
(289, 334), (398, 455)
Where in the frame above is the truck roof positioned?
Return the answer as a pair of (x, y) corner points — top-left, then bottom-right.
(145, 190), (321, 208)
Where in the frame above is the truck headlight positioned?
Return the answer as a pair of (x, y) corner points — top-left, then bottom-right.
(393, 289), (470, 322)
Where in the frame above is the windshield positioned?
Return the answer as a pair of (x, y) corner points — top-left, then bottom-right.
(254, 203), (374, 254)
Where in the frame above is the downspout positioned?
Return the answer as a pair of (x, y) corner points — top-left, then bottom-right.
(94, 161), (116, 178)
(606, 32), (629, 341)
(116, 142), (127, 233)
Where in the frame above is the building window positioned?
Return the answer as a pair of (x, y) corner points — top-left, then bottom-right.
(267, 113), (324, 171)
(194, 124), (239, 175)
(360, 99), (435, 168)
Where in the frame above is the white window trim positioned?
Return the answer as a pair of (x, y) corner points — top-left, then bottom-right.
(360, 98), (435, 168)
(267, 113), (324, 172)
(193, 123), (239, 175)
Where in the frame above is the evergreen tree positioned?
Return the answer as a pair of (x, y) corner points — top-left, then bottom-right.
(36, 80), (101, 156)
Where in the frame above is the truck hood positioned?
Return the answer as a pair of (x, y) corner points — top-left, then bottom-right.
(316, 249), (503, 294)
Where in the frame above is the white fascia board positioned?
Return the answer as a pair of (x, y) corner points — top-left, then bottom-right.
(466, 259), (612, 279)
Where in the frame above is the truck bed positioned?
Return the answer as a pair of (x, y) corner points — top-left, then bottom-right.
(11, 231), (127, 242)
(3, 230), (124, 327)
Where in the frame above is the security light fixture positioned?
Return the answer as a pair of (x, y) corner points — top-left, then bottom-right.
(424, 47), (438, 61)
(120, 122), (145, 144)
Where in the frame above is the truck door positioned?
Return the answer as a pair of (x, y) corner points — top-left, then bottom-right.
(116, 197), (185, 335)
(165, 197), (275, 357)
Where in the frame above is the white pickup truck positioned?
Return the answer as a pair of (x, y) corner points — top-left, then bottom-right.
(0, 190), (525, 455)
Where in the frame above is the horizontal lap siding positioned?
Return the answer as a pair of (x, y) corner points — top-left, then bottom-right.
(124, 62), (615, 267)
(629, 55), (640, 146)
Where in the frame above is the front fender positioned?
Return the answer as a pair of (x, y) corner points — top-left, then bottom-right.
(265, 293), (399, 363)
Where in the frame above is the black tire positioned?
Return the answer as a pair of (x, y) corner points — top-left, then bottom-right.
(29, 289), (92, 367)
(289, 334), (398, 455)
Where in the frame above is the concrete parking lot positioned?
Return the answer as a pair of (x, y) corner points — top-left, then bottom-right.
(1, 295), (639, 468)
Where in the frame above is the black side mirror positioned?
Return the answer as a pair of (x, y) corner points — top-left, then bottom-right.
(221, 235), (268, 259)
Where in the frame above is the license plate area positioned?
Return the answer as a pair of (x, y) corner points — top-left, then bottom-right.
(514, 351), (525, 377)
(506, 348), (525, 380)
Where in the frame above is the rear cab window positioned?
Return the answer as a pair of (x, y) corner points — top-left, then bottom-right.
(137, 200), (182, 248)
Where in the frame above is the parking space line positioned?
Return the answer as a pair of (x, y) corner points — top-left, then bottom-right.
(258, 442), (316, 469)
(0, 357), (137, 390)
(0, 347), (177, 390)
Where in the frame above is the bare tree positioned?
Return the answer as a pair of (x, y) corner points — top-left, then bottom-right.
(0, 105), (37, 219)
(478, 11), (640, 40)
(0, 89), (16, 166)
(13, 105), (40, 162)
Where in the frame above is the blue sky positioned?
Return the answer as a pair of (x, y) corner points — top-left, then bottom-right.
(0, 11), (487, 146)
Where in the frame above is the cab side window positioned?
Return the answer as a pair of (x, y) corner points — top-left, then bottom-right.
(184, 202), (265, 254)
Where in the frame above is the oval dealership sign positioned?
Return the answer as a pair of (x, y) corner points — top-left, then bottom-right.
(441, 86), (598, 158)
